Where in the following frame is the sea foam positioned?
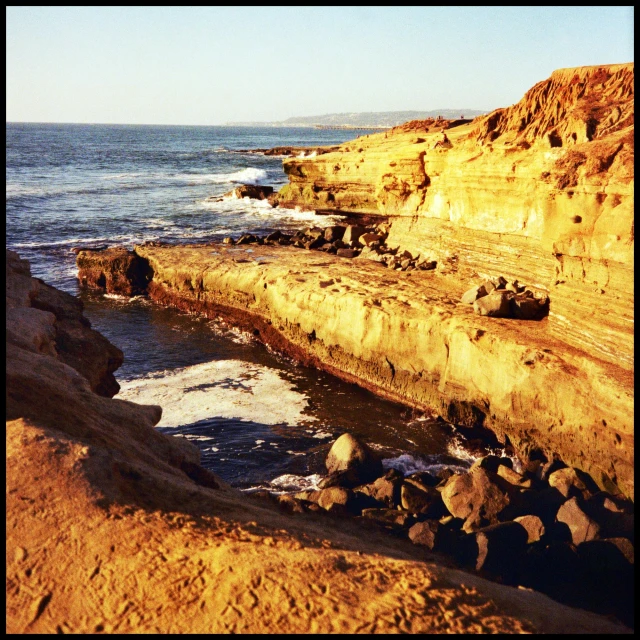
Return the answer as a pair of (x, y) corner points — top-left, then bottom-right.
(117, 359), (316, 429)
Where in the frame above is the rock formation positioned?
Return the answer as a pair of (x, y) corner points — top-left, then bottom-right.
(271, 64), (634, 374)
(8, 249), (631, 633)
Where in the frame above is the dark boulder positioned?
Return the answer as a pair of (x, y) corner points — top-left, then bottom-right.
(226, 184), (274, 200)
(400, 482), (445, 518)
(556, 496), (601, 545)
(457, 521), (529, 580)
(324, 226), (346, 242)
(441, 467), (517, 532)
(325, 433), (383, 485)
(408, 520), (440, 549)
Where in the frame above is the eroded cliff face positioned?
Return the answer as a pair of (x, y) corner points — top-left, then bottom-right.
(272, 64), (634, 372)
(6, 250), (124, 397)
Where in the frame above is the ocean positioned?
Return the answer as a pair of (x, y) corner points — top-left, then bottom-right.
(6, 122), (492, 490)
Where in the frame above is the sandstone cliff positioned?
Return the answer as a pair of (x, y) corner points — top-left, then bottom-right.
(8, 250), (630, 634)
(272, 64), (634, 373)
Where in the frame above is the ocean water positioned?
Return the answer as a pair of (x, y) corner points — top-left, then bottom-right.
(6, 123), (498, 490)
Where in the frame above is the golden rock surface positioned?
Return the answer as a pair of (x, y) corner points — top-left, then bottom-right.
(135, 242), (633, 499)
(273, 64), (634, 371)
(6, 251), (630, 634)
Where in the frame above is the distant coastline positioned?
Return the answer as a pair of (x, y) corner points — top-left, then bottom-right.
(227, 109), (488, 128)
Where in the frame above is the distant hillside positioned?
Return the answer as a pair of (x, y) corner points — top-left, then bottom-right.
(227, 109), (487, 128)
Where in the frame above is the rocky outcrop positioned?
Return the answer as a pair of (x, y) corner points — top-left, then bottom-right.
(6, 250), (123, 396)
(270, 64), (634, 374)
(94, 242), (632, 500)
(76, 246), (153, 296)
(10, 252), (630, 634)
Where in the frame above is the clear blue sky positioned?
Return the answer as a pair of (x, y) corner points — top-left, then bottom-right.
(6, 6), (634, 125)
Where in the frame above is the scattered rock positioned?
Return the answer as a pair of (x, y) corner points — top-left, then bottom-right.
(556, 496), (601, 545)
(225, 184), (274, 200)
(513, 515), (546, 543)
(325, 433), (383, 485)
(473, 291), (513, 318)
(408, 520), (440, 549)
(461, 284), (488, 304)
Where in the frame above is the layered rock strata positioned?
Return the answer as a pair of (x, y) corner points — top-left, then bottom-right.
(83, 242), (632, 499)
(9, 250), (631, 634)
(7, 250), (123, 397)
(271, 64), (634, 373)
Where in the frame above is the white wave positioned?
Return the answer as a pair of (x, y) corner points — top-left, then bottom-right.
(382, 453), (468, 477)
(311, 431), (332, 439)
(103, 294), (147, 303)
(116, 359), (317, 428)
(177, 168), (268, 186)
(268, 473), (323, 494)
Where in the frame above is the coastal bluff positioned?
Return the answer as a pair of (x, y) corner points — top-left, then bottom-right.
(8, 249), (631, 634)
(76, 64), (633, 501)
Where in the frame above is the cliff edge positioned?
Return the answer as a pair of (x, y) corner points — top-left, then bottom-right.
(272, 63), (634, 373)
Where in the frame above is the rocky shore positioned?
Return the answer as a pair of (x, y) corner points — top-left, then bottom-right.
(6, 250), (633, 632)
(7, 62), (634, 633)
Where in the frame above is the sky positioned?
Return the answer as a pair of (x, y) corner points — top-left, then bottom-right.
(6, 6), (634, 125)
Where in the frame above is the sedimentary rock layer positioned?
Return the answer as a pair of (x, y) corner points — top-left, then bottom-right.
(271, 64), (634, 372)
(9, 250), (630, 634)
(129, 243), (633, 499)
(6, 250), (124, 397)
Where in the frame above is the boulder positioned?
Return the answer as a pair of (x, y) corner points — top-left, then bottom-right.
(360, 508), (415, 530)
(408, 520), (440, 549)
(461, 284), (488, 304)
(510, 294), (549, 320)
(342, 225), (366, 245)
(405, 471), (440, 490)
(417, 260), (437, 271)
(548, 467), (591, 499)
(441, 467), (516, 532)
(226, 184), (274, 200)
(323, 225), (346, 242)
(236, 234), (258, 245)
(317, 486), (353, 512)
(305, 227), (325, 240)
(336, 248), (358, 258)
(556, 496), (601, 545)
(462, 521), (529, 577)
(400, 482), (444, 517)
(325, 433), (383, 485)
(497, 465), (532, 488)
(356, 473), (402, 508)
(222, 237), (235, 245)
(470, 455), (507, 474)
(358, 233), (383, 247)
(582, 492), (634, 540)
(513, 515), (546, 543)
(473, 291), (513, 318)
(264, 230), (283, 243)
(76, 247), (153, 296)
(304, 237), (325, 250)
